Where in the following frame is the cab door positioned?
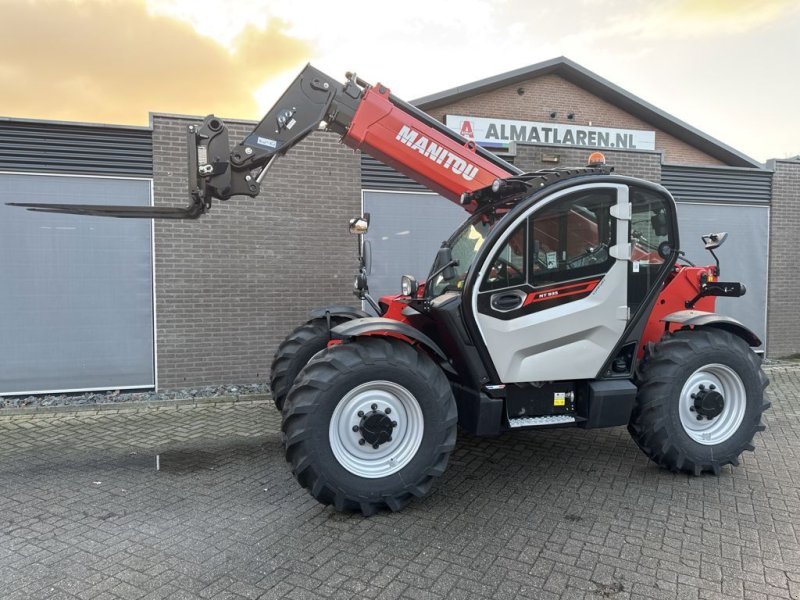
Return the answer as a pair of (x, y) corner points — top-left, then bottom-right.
(471, 183), (631, 383)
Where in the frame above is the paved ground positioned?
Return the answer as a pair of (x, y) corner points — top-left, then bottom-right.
(1, 364), (799, 600)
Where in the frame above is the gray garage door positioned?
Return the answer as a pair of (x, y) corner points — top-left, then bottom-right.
(675, 203), (769, 348)
(0, 173), (154, 394)
(363, 190), (466, 301)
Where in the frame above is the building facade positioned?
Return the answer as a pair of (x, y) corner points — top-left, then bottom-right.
(1, 57), (798, 394)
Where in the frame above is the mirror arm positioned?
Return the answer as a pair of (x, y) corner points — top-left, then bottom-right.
(363, 294), (382, 314)
(428, 259), (459, 282)
(709, 248), (720, 276)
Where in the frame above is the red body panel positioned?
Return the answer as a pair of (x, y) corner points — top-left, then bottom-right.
(379, 294), (413, 324)
(639, 265), (717, 356)
(342, 87), (513, 206)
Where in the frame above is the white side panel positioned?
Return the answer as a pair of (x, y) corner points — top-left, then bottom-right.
(477, 261), (628, 382)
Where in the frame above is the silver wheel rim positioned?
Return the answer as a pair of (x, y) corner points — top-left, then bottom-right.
(329, 380), (424, 478)
(679, 363), (747, 445)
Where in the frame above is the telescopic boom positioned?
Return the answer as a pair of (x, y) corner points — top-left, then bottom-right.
(9, 65), (520, 219)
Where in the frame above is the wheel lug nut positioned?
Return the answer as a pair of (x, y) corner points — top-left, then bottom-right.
(391, 421), (397, 428)
(690, 393), (697, 399)
(696, 415), (703, 421)
(385, 407), (391, 414)
(357, 411), (364, 418)
(371, 404), (377, 411)
(352, 425), (359, 432)
(709, 384), (716, 390)
(387, 436), (392, 442)
(358, 439), (366, 445)
(372, 443), (380, 449)
(689, 406), (695, 412)
(699, 384), (705, 390)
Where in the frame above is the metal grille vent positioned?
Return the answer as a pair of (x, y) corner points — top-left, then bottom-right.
(361, 155), (427, 191)
(0, 119), (152, 177)
(662, 164), (771, 204)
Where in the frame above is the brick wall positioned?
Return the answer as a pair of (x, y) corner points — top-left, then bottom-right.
(767, 159), (800, 357)
(427, 74), (724, 167)
(514, 144), (662, 182)
(152, 115), (360, 389)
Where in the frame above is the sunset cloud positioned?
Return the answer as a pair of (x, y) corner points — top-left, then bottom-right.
(0, 0), (797, 160)
(665, 0), (797, 34)
(0, 0), (310, 124)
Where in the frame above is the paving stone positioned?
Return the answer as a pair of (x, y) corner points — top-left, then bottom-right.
(0, 363), (797, 599)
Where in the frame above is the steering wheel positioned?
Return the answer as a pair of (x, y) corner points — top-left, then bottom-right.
(567, 243), (608, 269)
(488, 258), (524, 286)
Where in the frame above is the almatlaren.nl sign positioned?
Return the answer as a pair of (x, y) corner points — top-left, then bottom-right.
(445, 115), (656, 151)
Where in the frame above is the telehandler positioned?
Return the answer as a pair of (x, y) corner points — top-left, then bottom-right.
(11, 65), (769, 515)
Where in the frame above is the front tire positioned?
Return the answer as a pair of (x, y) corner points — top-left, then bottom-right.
(269, 318), (344, 411)
(629, 328), (769, 475)
(282, 337), (457, 515)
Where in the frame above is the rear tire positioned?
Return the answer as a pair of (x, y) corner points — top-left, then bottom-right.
(629, 328), (769, 475)
(282, 337), (457, 515)
(269, 318), (344, 411)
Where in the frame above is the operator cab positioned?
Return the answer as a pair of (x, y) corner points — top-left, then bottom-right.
(412, 163), (679, 389)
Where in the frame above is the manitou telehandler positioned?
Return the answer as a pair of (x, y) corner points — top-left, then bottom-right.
(12, 65), (769, 515)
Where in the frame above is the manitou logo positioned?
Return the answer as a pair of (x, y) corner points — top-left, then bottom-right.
(395, 126), (478, 182)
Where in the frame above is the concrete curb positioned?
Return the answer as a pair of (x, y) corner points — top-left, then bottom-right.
(0, 393), (273, 418)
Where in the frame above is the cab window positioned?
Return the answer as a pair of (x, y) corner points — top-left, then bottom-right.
(630, 187), (672, 265)
(629, 187), (676, 313)
(481, 221), (527, 291)
(530, 189), (617, 287)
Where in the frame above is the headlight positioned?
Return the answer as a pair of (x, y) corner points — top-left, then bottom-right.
(401, 274), (418, 297)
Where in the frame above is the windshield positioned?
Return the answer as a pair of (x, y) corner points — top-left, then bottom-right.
(426, 210), (505, 297)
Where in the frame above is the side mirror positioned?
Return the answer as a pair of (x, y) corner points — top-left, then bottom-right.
(651, 210), (668, 237)
(437, 246), (457, 281)
(363, 240), (372, 276)
(702, 232), (728, 250)
(349, 212), (370, 235)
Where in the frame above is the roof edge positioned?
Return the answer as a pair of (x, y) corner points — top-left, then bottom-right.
(0, 115), (151, 132)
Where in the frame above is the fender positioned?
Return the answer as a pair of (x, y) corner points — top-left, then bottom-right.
(331, 317), (449, 362)
(308, 305), (370, 322)
(662, 310), (762, 347)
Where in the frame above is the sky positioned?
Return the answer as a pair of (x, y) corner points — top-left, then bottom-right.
(1, 0), (798, 162)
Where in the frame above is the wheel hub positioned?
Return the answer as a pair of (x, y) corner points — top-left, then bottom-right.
(358, 408), (396, 447)
(693, 387), (725, 420)
(679, 364), (747, 445)
(330, 381), (424, 478)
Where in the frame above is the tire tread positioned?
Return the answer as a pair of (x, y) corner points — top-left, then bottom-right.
(283, 337), (457, 515)
(628, 328), (769, 475)
(269, 318), (344, 411)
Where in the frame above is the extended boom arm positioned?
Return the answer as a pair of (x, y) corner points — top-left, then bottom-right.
(10, 65), (520, 219)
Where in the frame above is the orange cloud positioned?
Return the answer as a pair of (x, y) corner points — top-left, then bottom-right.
(0, 0), (311, 124)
